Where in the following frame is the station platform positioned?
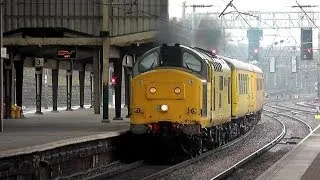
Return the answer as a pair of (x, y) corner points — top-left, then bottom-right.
(0, 106), (130, 158)
(257, 124), (320, 180)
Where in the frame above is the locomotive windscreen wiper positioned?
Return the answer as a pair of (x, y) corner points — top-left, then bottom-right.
(185, 63), (193, 72)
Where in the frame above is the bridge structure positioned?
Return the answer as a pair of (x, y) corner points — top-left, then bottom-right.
(1, 0), (169, 130)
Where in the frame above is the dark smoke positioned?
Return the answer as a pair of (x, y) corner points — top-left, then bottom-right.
(155, 17), (192, 46)
(155, 17), (225, 52)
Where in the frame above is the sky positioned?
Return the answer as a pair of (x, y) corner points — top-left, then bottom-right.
(168, 0), (320, 48)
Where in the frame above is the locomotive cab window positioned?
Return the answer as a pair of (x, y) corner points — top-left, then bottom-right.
(138, 51), (159, 72)
(134, 45), (207, 78)
(133, 47), (160, 76)
(159, 46), (203, 73)
(182, 52), (202, 72)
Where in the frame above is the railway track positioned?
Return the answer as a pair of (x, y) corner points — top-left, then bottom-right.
(294, 101), (317, 108)
(263, 108), (312, 132)
(263, 109), (312, 143)
(141, 126), (256, 180)
(268, 104), (315, 114)
(266, 101), (320, 129)
(75, 102), (313, 180)
(76, 125), (257, 180)
(105, 114), (285, 179)
(211, 113), (286, 180)
(225, 104), (314, 180)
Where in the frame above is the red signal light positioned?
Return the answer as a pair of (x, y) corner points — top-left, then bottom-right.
(307, 48), (312, 53)
(111, 77), (116, 85)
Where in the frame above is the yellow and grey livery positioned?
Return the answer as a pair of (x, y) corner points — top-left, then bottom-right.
(130, 44), (264, 153)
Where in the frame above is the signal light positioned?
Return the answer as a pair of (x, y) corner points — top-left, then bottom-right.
(254, 48), (259, 53)
(212, 49), (216, 54)
(111, 76), (116, 85)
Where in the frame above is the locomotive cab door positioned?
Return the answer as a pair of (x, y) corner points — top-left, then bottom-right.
(207, 61), (215, 124)
(208, 62), (215, 123)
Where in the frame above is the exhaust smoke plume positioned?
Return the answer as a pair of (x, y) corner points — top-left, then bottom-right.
(155, 17), (226, 53)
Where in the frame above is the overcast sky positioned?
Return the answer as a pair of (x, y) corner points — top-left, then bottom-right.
(168, 0), (320, 47)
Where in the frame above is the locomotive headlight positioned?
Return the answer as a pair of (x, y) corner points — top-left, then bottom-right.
(174, 87), (181, 94)
(150, 87), (157, 94)
(160, 104), (168, 112)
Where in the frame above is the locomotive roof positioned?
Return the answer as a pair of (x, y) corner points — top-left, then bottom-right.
(217, 56), (262, 73)
(141, 44), (262, 74)
(249, 64), (263, 74)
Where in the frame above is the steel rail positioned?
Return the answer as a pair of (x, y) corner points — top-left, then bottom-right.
(140, 125), (257, 180)
(264, 109), (313, 133)
(211, 113), (286, 180)
(271, 104), (315, 113)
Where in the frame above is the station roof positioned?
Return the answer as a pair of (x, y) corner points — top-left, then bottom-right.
(3, 28), (156, 47)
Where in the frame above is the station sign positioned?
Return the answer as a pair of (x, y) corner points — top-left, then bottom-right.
(56, 47), (77, 59)
(35, 58), (44, 67)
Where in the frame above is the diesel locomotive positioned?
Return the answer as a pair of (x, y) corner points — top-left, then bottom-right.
(130, 44), (264, 155)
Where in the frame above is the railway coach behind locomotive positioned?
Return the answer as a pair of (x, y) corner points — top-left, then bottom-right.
(130, 43), (264, 155)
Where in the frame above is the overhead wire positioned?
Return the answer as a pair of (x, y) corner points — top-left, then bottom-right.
(296, 0), (319, 29)
(219, 5), (303, 59)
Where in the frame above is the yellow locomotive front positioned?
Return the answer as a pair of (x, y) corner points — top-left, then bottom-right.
(130, 44), (208, 137)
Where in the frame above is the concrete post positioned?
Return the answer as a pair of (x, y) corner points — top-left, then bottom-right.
(79, 64), (85, 109)
(100, 56), (103, 108)
(51, 68), (59, 112)
(4, 62), (12, 118)
(113, 59), (123, 120)
(43, 69), (48, 109)
(35, 67), (43, 115)
(90, 72), (93, 108)
(66, 70), (73, 111)
(15, 60), (24, 108)
(11, 63), (15, 106)
(93, 51), (100, 114)
(101, 0), (110, 123)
